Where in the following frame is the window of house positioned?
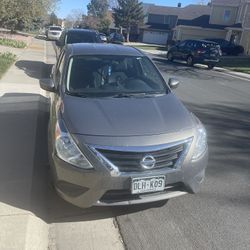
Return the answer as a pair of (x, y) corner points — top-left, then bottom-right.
(224, 10), (231, 22)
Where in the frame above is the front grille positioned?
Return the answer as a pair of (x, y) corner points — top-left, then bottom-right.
(100, 183), (185, 203)
(96, 142), (188, 172)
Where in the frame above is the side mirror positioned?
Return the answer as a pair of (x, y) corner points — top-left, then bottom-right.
(39, 78), (55, 92)
(168, 78), (180, 89)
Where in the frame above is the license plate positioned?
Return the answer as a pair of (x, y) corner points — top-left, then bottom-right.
(131, 176), (165, 194)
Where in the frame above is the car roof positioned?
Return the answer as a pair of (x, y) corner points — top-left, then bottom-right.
(66, 28), (97, 34)
(66, 43), (144, 57)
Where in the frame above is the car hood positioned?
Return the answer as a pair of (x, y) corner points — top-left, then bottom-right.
(62, 93), (194, 137)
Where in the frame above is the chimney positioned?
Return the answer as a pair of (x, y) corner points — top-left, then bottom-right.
(178, 3), (182, 7)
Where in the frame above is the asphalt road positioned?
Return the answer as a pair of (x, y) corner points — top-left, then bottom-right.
(116, 56), (250, 250)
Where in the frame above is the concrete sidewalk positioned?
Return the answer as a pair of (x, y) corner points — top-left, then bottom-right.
(0, 38), (49, 250)
(0, 38), (124, 250)
(0, 38), (46, 96)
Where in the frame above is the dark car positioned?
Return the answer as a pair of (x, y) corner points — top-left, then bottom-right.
(39, 43), (208, 208)
(167, 39), (221, 69)
(108, 32), (125, 44)
(55, 29), (102, 57)
(206, 38), (244, 56)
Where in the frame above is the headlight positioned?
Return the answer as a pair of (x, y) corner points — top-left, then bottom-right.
(55, 120), (93, 169)
(192, 125), (207, 160)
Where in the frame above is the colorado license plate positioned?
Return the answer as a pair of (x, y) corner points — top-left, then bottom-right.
(131, 176), (165, 194)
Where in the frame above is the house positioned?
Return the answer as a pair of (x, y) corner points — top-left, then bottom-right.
(140, 1), (250, 54)
(174, 0), (250, 54)
(140, 4), (211, 45)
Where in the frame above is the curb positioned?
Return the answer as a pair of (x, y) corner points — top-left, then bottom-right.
(214, 67), (250, 81)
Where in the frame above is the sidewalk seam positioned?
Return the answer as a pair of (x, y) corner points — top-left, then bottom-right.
(0, 213), (32, 218)
(113, 217), (127, 250)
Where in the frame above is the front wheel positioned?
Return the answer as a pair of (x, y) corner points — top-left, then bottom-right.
(167, 52), (174, 61)
(187, 56), (194, 66)
(208, 64), (215, 70)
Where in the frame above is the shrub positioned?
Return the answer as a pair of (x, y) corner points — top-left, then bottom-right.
(0, 52), (17, 78)
(0, 38), (27, 48)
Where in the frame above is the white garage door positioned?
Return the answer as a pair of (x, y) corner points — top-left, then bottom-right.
(143, 31), (168, 45)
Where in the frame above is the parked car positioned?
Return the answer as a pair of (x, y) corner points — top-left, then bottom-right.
(167, 39), (221, 69)
(108, 32), (125, 44)
(206, 38), (244, 56)
(46, 26), (62, 40)
(55, 28), (102, 57)
(99, 33), (107, 42)
(40, 43), (208, 208)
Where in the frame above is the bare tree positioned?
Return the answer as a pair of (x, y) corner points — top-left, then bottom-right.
(64, 9), (84, 28)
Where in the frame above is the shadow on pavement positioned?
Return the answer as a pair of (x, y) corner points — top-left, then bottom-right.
(152, 57), (229, 82)
(35, 35), (47, 40)
(15, 60), (53, 80)
(185, 101), (250, 180)
(0, 93), (167, 224)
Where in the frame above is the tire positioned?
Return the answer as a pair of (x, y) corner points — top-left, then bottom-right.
(208, 64), (215, 70)
(187, 55), (194, 66)
(167, 52), (174, 61)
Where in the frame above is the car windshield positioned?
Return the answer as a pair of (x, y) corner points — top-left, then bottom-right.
(50, 27), (61, 31)
(66, 55), (168, 97)
(66, 32), (100, 44)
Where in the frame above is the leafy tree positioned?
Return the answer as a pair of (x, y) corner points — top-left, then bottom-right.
(113, 0), (144, 42)
(87, 0), (109, 18)
(85, 0), (111, 33)
(65, 9), (84, 28)
(0, 0), (60, 31)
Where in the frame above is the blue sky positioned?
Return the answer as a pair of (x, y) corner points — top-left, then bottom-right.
(56, 0), (209, 18)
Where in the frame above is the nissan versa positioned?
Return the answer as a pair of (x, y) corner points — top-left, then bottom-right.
(40, 43), (208, 208)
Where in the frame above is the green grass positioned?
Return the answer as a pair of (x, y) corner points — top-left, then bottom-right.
(0, 37), (27, 48)
(218, 58), (250, 74)
(224, 67), (250, 74)
(132, 45), (167, 51)
(0, 52), (16, 79)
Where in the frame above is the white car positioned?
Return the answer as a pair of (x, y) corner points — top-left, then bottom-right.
(47, 26), (62, 40)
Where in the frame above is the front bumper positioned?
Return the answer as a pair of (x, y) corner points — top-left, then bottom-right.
(47, 33), (61, 40)
(50, 141), (208, 208)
